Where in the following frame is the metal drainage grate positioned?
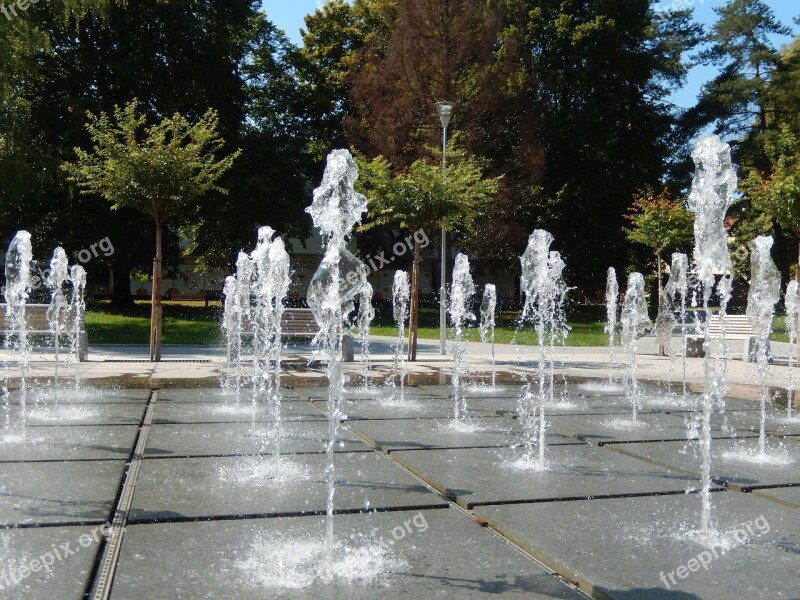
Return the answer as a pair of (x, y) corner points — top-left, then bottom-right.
(103, 359), (212, 363)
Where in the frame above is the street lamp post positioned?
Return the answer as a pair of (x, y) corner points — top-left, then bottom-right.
(435, 101), (455, 356)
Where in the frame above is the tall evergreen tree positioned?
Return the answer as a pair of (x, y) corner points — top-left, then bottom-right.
(504, 0), (701, 287)
(691, 0), (792, 139)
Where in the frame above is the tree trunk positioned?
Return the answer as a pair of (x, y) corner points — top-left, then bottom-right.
(796, 240), (800, 283)
(150, 220), (163, 362)
(656, 252), (663, 313)
(407, 240), (420, 361)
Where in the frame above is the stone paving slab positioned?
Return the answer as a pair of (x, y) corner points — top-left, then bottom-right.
(7, 387), (150, 405)
(418, 384), (525, 402)
(465, 391), (762, 419)
(151, 399), (323, 424)
(157, 387), (307, 403)
(143, 421), (368, 457)
(473, 492), (800, 600)
(0, 460), (124, 526)
(0, 524), (105, 599)
(549, 412), (755, 446)
(463, 394), (666, 418)
(349, 417), (578, 452)
(4, 403), (144, 426)
(313, 397), (494, 421)
(130, 452), (448, 522)
(392, 445), (701, 509)
(422, 383), (717, 412)
(293, 386), (444, 402)
(706, 410), (800, 438)
(0, 425), (138, 461)
(112, 508), (588, 600)
(751, 485), (800, 509)
(610, 438), (800, 491)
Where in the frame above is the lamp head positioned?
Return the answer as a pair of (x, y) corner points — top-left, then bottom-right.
(435, 101), (455, 129)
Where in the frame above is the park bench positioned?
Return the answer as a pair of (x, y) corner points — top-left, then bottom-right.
(686, 314), (762, 361)
(171, 292), (206, 301)
(241, 308), (354, 361)
(0, 303), (88, 361)
(707, 314), (754, 340)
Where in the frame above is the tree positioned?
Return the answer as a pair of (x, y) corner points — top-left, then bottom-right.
(356, 142), (499, 360)
(688, 0), (791, 140)
(1, 1), (295, 305)
(742, 125), (800, 281)
(294, 0), (397, 163)
(346, 0), (506, 168)
(767, 36), (800, 135)
(508, 0), (702, 287)
(188, 15), (312, 272)
(625, 186), (694, 305)
(0, 0), (121, 264)
(62, 101), (239, 360)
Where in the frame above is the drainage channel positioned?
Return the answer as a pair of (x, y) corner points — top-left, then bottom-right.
(84, 389), (158, 600)
(288, 386), (591, 599)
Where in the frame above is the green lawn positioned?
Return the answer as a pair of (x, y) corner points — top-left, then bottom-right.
(85, 301), (610, 346)
(772, 315), (788, 343)
(86, 300), (223, 345)
(367, 306), (610, 346)
(369, 321), (608, 346)
(87, 301), (787, 347)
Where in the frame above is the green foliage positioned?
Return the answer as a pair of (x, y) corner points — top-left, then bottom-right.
(354, 142), (500, 235)
(692, 0), (791, 138)
(63, 100), (240, 226)
(497, 0), (702, 285)
(295, 0), (397, 161)
(624, 187), (694, 257)
(741, 125), (800, 276)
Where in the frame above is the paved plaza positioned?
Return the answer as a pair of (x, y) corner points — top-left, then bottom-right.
(0, 337), (798, 599)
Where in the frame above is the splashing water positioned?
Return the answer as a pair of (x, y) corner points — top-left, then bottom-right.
(238, 532), (402, 589)
(266, 236), (291, 457)
(785, 280), (799, 418)
(449, 253), (475, 422)
(655, 265), (677, 361)
(655, 253), (689, 389)
(221, 275), (238, 393)
(306, 149), (370, 562)
(479, 284), (497, 388)
(390, 271), (409, 402)
(605, 267), (619, 384)
(621, 272), (651, 420)
(45, 247), (70, 399)
(251, 226), (276, 403)
(518, 230), (569, 468)
(746, 236), (781, 458)
(4, 231), (33, 422)
(223, 229), (291, 457)
(357, 283), (375, 391)
(686, 134), (736, 535)
(68, 264), (86, 389)
(672, 253), (690, 393)
(223, 252), (255, 401)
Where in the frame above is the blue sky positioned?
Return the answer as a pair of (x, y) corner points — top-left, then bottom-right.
(260, 0), (798, 109)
